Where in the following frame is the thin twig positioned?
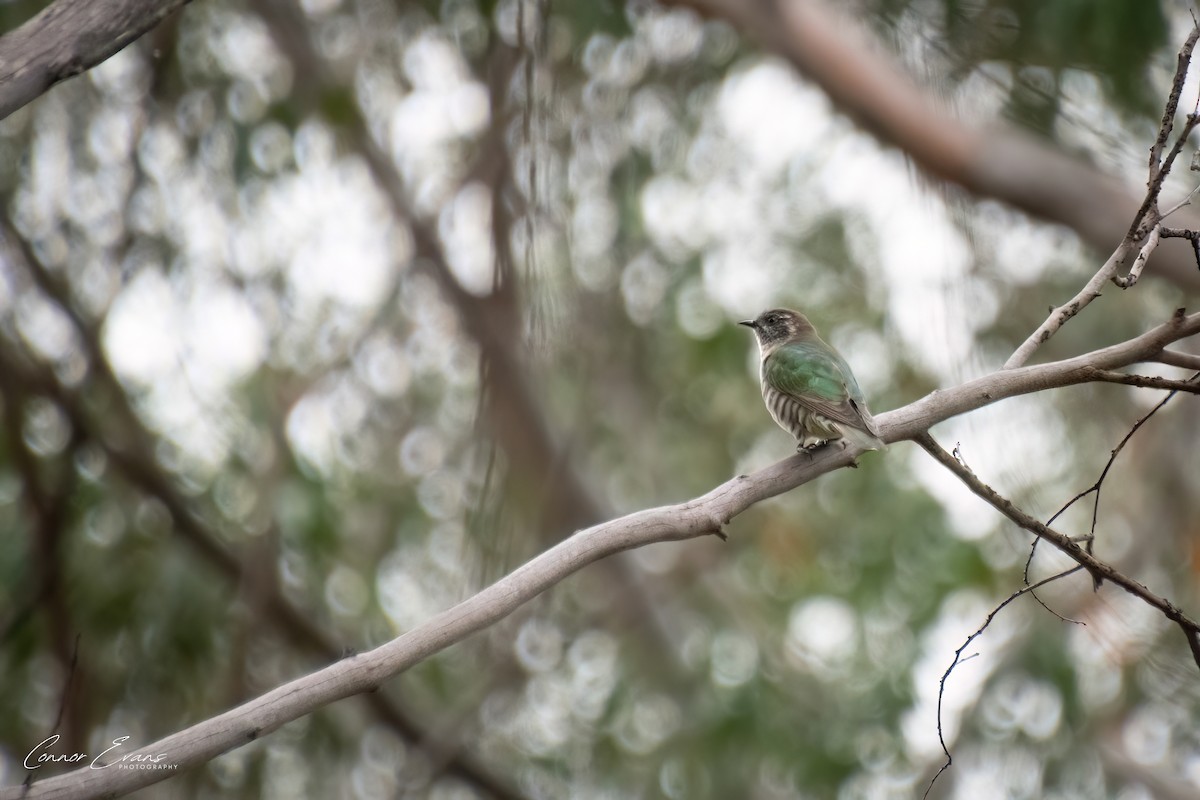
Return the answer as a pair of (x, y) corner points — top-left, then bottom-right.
(1003, 240), (1135, 369)
(1155, 348), (1200, 370)
(1037, 372), (1193, 596)
(1045, 373), (1196, 561)
(1133, 24), (1200, 238)
(1113, 224), (1161, 289)
(916, 433), (1200, 672)
(1160, 184), (1200, 219)
(1084, 367), (1200, 393)
(1004, 28), (1200, 369)
(1160, 225), (1200, 269)
(922, 566), (1084, 800)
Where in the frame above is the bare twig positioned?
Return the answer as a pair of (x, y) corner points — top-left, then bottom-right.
(1043, 372), (1196, 572)
(1135, 113), (1200, 240)
(1002, 28), (1200, 367)
(916, 433), (1200, 670)
(1160, 225), (1200, 269)
(1147, 26), (1200, 184)
(1159, 184), (1200, 219)
(1083, 367), (1200, 394)
(922, 566), (1083, 800)
(1155, 348), (1200, 370)
(1003, 239), (1137, 369)
(1026, 371), (1195, 594)
(1112, 224), (1162, 289)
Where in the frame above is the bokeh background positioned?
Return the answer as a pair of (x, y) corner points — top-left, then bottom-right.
(1, 0), (1199, 798)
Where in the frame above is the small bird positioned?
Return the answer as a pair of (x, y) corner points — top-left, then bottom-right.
(740, 308), (885, 453)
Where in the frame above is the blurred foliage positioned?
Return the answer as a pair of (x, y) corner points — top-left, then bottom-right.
(0, 0), (1199, 799)
(874, 0), (1170, 128)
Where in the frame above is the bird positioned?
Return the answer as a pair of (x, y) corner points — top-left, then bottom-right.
(740, 308), (885, 453)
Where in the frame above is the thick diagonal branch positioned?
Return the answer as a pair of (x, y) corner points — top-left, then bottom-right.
(0, 0), (192, 120)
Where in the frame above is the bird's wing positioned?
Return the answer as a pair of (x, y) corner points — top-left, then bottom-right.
(765, 341), (876, 432)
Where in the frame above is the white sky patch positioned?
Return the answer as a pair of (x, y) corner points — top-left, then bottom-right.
(438, 182), (494, 296)
(182, 281), (267, 391)
(286, 378), (371, 477)
(245, 160), (402, 313)
(702, 243), (783, 318)
(818, 138), (977, 381)
(640, 174), (706, 257)
(389, 33), (490, 181)
(717, 60), (833, 173)
(103, 270), (183, 386)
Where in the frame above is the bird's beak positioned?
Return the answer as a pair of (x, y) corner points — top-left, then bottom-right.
(738, 319), (756, 329)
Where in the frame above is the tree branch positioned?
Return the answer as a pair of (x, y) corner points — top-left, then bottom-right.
(1002, 238), (1138, 369)
(1111, 223), (1162, 289)
(922, 565), (1084, 800)
(1083, 367), (1200, 394)
(1156, 348), (1200, 370)
(0, 0), (192, 120)
(1003, 28), (1199, 367)
(8, 309), (1199, 800)
(915, 433), (1200, 670)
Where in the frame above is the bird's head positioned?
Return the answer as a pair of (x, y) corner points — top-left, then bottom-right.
(739, 308), (816, 349)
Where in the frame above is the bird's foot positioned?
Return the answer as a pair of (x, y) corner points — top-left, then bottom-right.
(797, 439), (829, 458)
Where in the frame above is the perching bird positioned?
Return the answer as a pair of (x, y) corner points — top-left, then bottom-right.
(740, 308), (885, 453)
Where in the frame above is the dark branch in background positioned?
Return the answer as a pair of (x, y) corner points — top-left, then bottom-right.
(251, 0), (685, 663)
(666, 0), (1200, 293)
(249, 0), (595, 535)
(921, 566), (1083, 800)
(0, 0), (193, 120)
(0, 368), (88, 756)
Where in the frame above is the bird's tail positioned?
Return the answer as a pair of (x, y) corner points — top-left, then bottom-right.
(838, 422), (886, 452)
